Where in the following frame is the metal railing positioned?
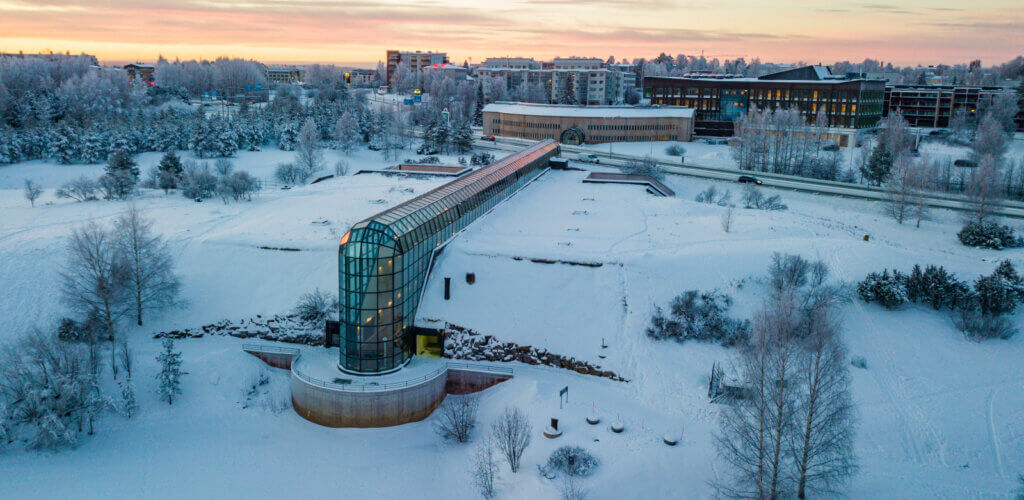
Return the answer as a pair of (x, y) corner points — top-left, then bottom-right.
(292, 359), (513, 393)
(242, 343), (300, 355)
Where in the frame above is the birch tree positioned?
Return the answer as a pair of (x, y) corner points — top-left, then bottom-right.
(114, 206), (180, 326)
(60, 222), (129, 337)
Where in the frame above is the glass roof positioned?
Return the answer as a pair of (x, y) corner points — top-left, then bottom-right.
(349, 139), (558, 246)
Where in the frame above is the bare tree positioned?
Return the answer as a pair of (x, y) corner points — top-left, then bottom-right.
(295, 117), (324, 177)
(884, 154), (926, 225)
(721, 205), (736, 233)
(60, 222), (129, 337)
(56, 176), (100, 202)
(472, 438), (499, 499)
(114, 206), (180, 326)
(559, 475), (589, 500)
(435, 394), (479, 442)
(789, 307), (857, 498)
(492, 406), (532, 473)
(23, 178), (41, 206)
(966, 154), (1003, 224)
(716, 285), (802, 498)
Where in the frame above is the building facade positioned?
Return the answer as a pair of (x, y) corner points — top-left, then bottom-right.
(386, 50), (449, 89)
(643, 66), (886, 139)
(123, 63), (155, 85)
(883, 84), (1019, 129)
(483, 103), (694, 144)
(422, 63), (469, 80)
(338, 140), (559, 374)
(481, 57), (541, 69)
(266, 65), (304, 84)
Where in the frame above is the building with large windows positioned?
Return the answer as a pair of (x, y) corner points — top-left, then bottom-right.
(338, 140), (560, 374)
(386, 50), (448, 89)
(643, 66), (886, 143)
(883, 84), (1020, 130)
(483, 102), (693, 144)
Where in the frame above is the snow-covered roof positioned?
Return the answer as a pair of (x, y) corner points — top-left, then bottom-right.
(483, 102), (694, 119)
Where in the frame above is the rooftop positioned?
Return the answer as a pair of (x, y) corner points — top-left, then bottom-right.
(484, 102), (695, 119)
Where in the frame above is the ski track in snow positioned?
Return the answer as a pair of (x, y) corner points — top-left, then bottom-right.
(987, 387), (1005, 479)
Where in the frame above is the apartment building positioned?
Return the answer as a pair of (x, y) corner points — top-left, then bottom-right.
(386, 50), (448, 88)
(884, 84), (1020, 129)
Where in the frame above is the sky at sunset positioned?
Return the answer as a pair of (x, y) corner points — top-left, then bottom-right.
(0, 0), (1021, 67)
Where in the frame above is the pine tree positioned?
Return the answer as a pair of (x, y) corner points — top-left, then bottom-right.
(452, 120), (474, 154)
(157, 152), (183, 193)
(101, 151), (140, 199)
(860, 144), (892, 186)
(156, 339), (183, 405)
(473, 83), (485, 127)
(50, 125), (79, 164)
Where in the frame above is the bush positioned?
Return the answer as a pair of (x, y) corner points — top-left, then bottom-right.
(98, 170), (137, 200)
(471, 152), (494, 166)
(292, 289), (339, 326)
(275, 162), (310, 185)
(857, 269), (908, 309)
(905, 264), (971, 310)
(958, 221), (1023, 250)
(665, 144), (686, 157)
(55, 176), (99, 202)
(954, 307), (1017, 340)
(695, 185), (731, 206)
(180, 161), (218, 200)
(214, 158), (234, 177)
(620, 156), (664, 180)
(741, 185), (787, 210)
(974, 260), (1024, 316)
(646, 289), (750, 346)
(334, 160), (349, 176)
(434, 395), (479, 443)
(546, 446), (599, 477)
(217, 170), (261, 202)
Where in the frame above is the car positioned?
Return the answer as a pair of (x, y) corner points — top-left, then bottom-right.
(576, 153), (600, 164)
(738, 175), (763, 185)
(822, 143), (840, 152)
(953, 159), (977, 168)
(480, 135), (496, 141)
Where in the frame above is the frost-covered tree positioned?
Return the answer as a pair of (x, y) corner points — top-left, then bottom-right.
(884, 154), (926, 224)
(23, 178), (41, 206)
(491, 406), (531, 473)
(473, 83), (485, 126)
(292, 289), (339, 327)
(965, 153), (1003, 224)
(156, 339), (183, 405)
(60, 221), (130, 337)
(114, 206), (180, 326)
(100, 151), (139, 200)
(180, 160), (218, 200)
(276, 119), (300, 151)
(0, 329), (108, 450)
(451, 120), (474, 154)
(217, 170), (261, 202)
(334, 110), (360, 153)
(295, 118), (324, 176)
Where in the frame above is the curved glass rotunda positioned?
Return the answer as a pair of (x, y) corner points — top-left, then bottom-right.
(338, 140), (559, 374)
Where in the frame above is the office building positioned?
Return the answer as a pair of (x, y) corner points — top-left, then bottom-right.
(386, 50), (449, 89)
(483, 102), (694, 144)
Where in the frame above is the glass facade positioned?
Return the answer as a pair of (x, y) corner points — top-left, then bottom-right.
(338, 140), (560, 374)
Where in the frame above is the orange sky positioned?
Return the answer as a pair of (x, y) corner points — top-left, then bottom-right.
(1, 0), (1021, 67)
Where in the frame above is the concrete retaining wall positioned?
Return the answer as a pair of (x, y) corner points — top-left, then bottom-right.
(290, 366), (512, 428)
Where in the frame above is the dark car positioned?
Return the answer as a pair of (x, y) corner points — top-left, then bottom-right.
(480, 135), (496, 141)
(738, 175), (763, 185)
(953, 159), (977, 168)
(822, 144), (840, 152)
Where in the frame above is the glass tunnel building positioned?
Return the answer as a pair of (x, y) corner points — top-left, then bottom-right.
(338, 140), (560, 374)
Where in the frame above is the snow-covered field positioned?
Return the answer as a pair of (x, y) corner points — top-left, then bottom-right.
(1, 144), (1023, 498)
(581, 133), (1024, 172)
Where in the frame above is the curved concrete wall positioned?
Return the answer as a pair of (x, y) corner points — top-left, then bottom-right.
(290, 366), (511, 428)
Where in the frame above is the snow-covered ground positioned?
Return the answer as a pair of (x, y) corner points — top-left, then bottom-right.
(1, 144), (1023, 498)
(580, 132), (1024, 173)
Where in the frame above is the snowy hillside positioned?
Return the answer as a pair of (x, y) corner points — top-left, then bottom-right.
(1, 145), (1023, 499)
